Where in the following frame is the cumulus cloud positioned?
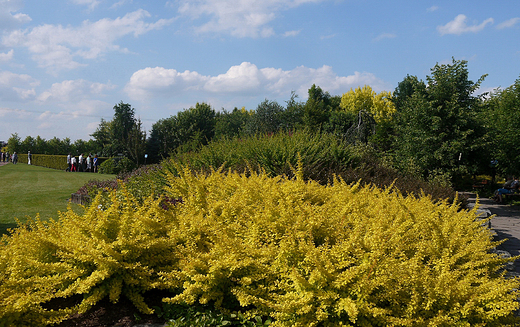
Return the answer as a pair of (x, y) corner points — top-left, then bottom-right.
(437, 14), (493, 35)
(37, 79), (116, 103)
(0, 0), (31, 31)
(0, 70), (39, 101)
(497, 17), (520, 29)
(0, 49), (13, 61)
(125, 62), (391, 102)
(2, 9), (175, 71)
(174, 0), (323, 38)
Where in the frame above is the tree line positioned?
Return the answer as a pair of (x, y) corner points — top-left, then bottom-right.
(5, 58), (520, 184)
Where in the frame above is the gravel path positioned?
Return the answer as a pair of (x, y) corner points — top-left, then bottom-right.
(464, 192), (520, 274)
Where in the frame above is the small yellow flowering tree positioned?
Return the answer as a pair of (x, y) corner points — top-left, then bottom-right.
(340, 85), (396, 124)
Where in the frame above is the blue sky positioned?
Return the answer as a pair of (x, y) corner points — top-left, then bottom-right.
(0, 0), (519, 142)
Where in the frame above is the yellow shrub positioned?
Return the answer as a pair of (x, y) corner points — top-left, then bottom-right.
(0, 187), (181, 326)
(161, 167), (519, 326)
(0, 167), (518, 326)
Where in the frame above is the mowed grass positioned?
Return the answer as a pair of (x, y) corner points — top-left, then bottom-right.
(0, 163), (115, 235)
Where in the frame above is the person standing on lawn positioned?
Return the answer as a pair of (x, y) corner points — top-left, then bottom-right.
(71, 155), (77, 172)
(78, 153), (84, 172)
(93, 154), (99, 173)
(86, 154), (92, 172)
(67, 153), (71, 172)
(27, 151), (31, 165)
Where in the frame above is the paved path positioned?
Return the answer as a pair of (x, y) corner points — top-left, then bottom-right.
(464, 192), (520, 274)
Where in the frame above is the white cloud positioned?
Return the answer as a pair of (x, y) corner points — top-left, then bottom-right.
(110, 0), (132, 9)
(283, 30), (300, 37)
(71, 0), (101, 11)
(373, 33), (396, 42)
(437, 14), (493, 35)
(427, 6), (438, 12)
(2, 9), (175, 71)
(497, 17), (520, 29)
(125, 62), (392, 102)
(0, 49), (13, 61)
(175, 0), (323, 38)
(0, 70), (39, 101)
(37, 79), (116, 103)
(0, 0), (31, 31)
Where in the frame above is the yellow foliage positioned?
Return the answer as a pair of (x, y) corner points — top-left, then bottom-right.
(0, 167), (518, 326)
(340, 85), (396, 123)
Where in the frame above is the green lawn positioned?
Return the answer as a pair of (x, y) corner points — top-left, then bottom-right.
(0, 163), (115, 235)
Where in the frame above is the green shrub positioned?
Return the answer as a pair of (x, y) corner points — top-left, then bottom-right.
(167, 131), (457, 204)
(99, 157), (136, 175)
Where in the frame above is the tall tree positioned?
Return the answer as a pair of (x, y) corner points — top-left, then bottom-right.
(91, 118), (114, 156)
(215, 107), (251, 139)
(393, 59), (487, 182)
(243, 99), (285, 135)
(340, 85), (396, 124)
(91, 101), (146, 164)
(127, 118), (147, 165)
(483, 77), (520, 176)
(303, 84), (339, 131)
(112, 101), (137, 156)
(147, 102), (216, 160)
(6, 133), (21, 154)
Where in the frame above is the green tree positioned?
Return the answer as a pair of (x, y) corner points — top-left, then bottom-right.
(215, 107), (251, 139)
(20, 136), (35, 153)
(112, 101), (137, 156)
(127, 118), (147, 166)
(393, 59), (487, 183)
(243, 99), (285, 135)
(6, 133), (21, 154)
(91, 118), (114, 156)
(147, 117), (176, 163)
(91, 102), (146, 164)
(392, 75), (427, 111)
(302, 84), (340, 131)
(281, 91), (304, 131)
(483, 77), (520, 176)
(147, 102), (216, 160)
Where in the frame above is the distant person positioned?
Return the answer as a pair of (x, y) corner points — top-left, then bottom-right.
(78, 153), (84, 172)
(12, 152), (18, 164)
(494, 177), (519, 203)
(67, 153), (72, 172)
(71, 155), (77, 172)
(5, 152), (9, 162)
(93, 154), (99, 173)
(27, 151), (32, 165)
(86, 154), (92, 172)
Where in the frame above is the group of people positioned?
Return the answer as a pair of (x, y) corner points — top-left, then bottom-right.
(0, 151), (17, 164)
(66, 153), (99, 173)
